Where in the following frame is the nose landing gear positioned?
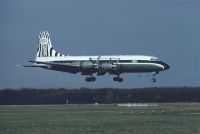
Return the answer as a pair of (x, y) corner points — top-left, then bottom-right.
(151, 77), (156, 82)
(151, 71), (159, 83)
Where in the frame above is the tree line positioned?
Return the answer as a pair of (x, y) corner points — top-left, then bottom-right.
(0, 87), (200, 105)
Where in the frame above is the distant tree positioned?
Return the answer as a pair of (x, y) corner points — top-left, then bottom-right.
(0, 87), (200, 105)
(105, 90), (114, 103)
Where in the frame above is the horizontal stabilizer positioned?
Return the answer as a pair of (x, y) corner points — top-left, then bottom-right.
(23, 65), (47, 67)
(16, 64), (47, 68)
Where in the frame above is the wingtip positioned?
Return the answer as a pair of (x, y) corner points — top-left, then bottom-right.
(16, 65), (22, 67)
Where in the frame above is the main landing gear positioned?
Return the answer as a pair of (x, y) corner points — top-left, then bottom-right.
(113, 76), (123, 82)
(85, 77), (96, 82)
(151, 71), (159, 83)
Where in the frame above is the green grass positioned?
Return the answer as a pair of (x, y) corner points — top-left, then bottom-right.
(0, 103), (200, 134)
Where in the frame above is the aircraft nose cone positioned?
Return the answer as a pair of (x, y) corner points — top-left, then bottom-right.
(164, 63), (170, 70)
(159, 61), (170, 70)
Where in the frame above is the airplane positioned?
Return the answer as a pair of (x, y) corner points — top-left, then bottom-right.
(23, 31), (170, 82)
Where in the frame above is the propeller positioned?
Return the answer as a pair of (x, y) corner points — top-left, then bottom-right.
(89, 56), (101, 68)
(109, 58), (119, 70)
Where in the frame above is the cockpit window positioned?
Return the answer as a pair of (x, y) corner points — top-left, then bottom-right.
(150, 57), (159, 61)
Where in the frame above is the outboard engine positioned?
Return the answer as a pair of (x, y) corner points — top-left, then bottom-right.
(80, 61), (94, 69)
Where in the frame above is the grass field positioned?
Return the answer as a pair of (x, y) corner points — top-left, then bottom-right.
(0, 103), (200, 134)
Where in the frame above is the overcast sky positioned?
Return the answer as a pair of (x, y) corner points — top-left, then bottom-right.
(0, 0), (199, 89)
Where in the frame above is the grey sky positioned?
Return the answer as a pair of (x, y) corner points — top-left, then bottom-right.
(0, 0), (199, 88)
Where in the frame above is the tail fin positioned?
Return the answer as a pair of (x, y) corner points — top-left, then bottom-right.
(36, 31), (65, 60)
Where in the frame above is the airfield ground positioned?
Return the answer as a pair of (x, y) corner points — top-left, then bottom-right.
(0, 103), (200, 134)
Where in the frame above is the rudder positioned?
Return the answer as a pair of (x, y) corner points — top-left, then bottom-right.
(36, 31), (65, 59)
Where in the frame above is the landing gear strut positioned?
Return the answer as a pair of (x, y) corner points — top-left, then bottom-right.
(85, 77), (96, 82)
(113, 77), (123, 82)
(151, 71), (159, 83)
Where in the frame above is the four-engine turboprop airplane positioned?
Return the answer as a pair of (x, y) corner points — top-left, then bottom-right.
(24, 31), (170, 82)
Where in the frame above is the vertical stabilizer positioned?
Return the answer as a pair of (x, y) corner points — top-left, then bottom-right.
(36, 31), (65, 61)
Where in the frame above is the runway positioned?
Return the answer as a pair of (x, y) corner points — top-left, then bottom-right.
(0, 103), (200, 134)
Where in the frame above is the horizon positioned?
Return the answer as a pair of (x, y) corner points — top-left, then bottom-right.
(1, 86), (200, 90)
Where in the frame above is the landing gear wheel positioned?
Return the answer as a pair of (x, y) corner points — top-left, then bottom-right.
(85, 77), (96, 82)
(113, 77), (123, 82)
(113, 77), (118, 81)
(85, 77), (90, 82)
(151, 77), (156, 83)
(91, 77), (96, 81)
(118, 78), (123, 82)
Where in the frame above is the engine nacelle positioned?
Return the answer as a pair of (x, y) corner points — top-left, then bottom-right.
(100, 63), (117, 71)
(80, 61), (94, 69)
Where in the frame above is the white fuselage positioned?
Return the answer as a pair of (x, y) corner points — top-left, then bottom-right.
(35, 55), (169, 74)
